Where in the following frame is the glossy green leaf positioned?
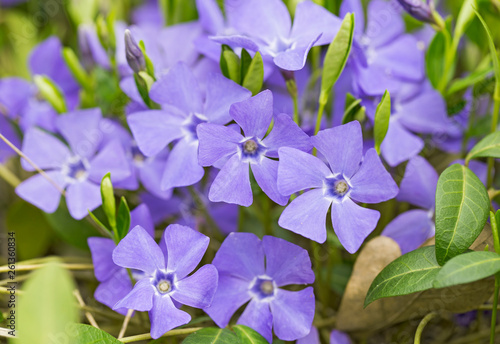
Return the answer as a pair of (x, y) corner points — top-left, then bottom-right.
(116, 197), (131, 241)
(16, 262), (78, 344)
(466, 131), (500, 162)
(365, 246), (441, 307)
(233, 325), (267, 344)
(100, 173), (116, 231)
(373, 90), (391, 155)
(183, 327), (239, 344)
(319, 12), (354, 105)
(433, 251), (500, 288)
(33, 75), (67, 114)
(44, 201), (101, 251)
(435, 164), (490, 265)
(71, 324), (122, 343)
(242, 52), (264, 96)
(6, 200), (53, 260)
(453, 0), (477, 47)
(240, 49), (253, 81)
(426, 30), (447, 89)
(220, 46), (241, 84)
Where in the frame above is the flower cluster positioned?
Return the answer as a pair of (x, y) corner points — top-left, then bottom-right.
(0, 0), (495, 342)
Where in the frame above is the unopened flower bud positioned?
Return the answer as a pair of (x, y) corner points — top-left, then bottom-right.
(124, 29), (146, 74)
(396, 0), (436, 24)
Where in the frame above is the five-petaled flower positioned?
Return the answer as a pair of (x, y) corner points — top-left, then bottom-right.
(277, 120), (398, 253)
(204, 232), (315, 342)
(112, 224), (218, 339)
(197, 90), (312, 206)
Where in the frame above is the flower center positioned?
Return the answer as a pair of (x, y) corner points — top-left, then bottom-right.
(243, 139), (258, 154)
(260, 280), (274, 295)
(334, 180), (349, 196)
(63, 156), (90, 182)
(157, 280), (171, 294)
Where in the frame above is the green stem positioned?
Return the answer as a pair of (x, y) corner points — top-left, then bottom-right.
(292, 90), (300, 124)
(491, 274), (500, 344)
(487, 95), (500, 188)
(0, 164), (20, 188)
(312, 101), (326, 157)
(414, 312), (438, 344)
(120, 327), (203, 343)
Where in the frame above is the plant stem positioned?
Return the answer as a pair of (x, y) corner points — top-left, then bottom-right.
(73, 289), (100, 329)
(118, 309), (134, 339)
(414, 312), (438, 344)
(487, 95), (500, 188)
(0, 164), (20, 187)
(312, 101), (327, 157)
(491, 273), (500, 344)
(0, 263), (93, 273)
(120, 327), (203, 343)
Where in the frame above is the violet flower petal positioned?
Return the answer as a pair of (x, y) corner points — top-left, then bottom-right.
(209, 154), (252, 206)
(230, 90), (273, 139)
(262, 113), (312, 157)
(161, 139), (204, 190)
(163, 224), (210, 279)
(130, 204), (155, 238)
(237, 299), (273, 343)
(251, 158), (289, 206)
(66, 180), (102, 219)
(88, 140), (131, 183)
(262, 236), (315, 287)
(311, 121), (363, 178)
(381, 119), (424, 167)
(94, 269), (133, 315)
(113, 226), (165, 274)
(114, 278), (155, 311)
(397, 156), (437, 209)
(278, 189), (331, 243)
(15, 171), (67, 213)
(197, 123), (242, 166)
(270, 287), (315, 341)
(88, 237), (120, 282)
(149, 294), (191, 339)
(331, 197), (380, 253)
(277, 147), (331, 196)
(20, 127), (71, 172)
(171, 264), (218, 308)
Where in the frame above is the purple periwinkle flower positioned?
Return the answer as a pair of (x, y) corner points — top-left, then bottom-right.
(0, 116), (20, 163)
(197, 90), (312, 206)
(204, 233), (315, 342)
(128, 62), (251, 190)
(15, 109), (130, 219)
(112, 224), (218, 339)
(277, 121), (398, 253)
(397, 0), (436, 24)
(212, 0), (340, 71)
(382, 156), (437, 254)
(88, 204), (155, 314)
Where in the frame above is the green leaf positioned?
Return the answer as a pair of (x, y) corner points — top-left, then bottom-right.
(453, 0), (477, 47)
(466, 131), (500, 162)
(233, 325), (267, 344)
(474, 8), (500, 99)
(373, 90), (391, 155)
(68, 0), (98, 25)
(139, 40), (156, 77)
(364, 246), (441, 307)
(447, 65), (493, 95)
(62, 48), (92, 91)
(116, 197), (131, 241)
(100, 173), (116, 231)
(242, 52), (264, 96)
(6, 200), (52, 260)
(319, 12), (354, 105)
(16, 262), (78, 344)
(44, 201), (101, 251)
(240, 49), (253, 82)
(433, 251), (500, 288)
(70, 324), (122, 343)
(33, 75), (67, 114)
(426, 30), (447, 89)
(183, 327), (239, 344)
(220, 46), (241, 84)
(435, 164), (490, 265)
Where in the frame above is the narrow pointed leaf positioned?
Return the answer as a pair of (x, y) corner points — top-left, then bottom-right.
(364, 246), (441, 307)
(233, 325), (267, 344)
(373, 90), (391, 155)
(433, 251), (500, 288)
(466, 131), (500, 162)
(435, 164), (490, 265)
(240, 49), (253, 82)
(242, 52), (264, 96)
(319, 12), (354, 105)
(116, 197), (131, 241)
(183, 327), (239, 344)
(426, 30), (446, 89)
(453, 0), (477, 45)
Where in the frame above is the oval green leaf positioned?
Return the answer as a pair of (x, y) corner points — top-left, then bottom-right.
(242, 52), (264, 96)
(319, 12), (354, 105)
(373, 90), (391, 155)
(426, 30), (446, 89)
(435, 164), (490, 265)
(466, 131), (500, 162)
(233, 325), (267, 344)
(16, 262), (78, 344)
(433, 251), (500, 288)
(70, 324), (122, 343)
(182, 327), (239, 344)
(364, 246), (441, 307)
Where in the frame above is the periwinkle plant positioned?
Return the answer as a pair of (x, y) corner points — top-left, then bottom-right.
(0, 0), (499, 343)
